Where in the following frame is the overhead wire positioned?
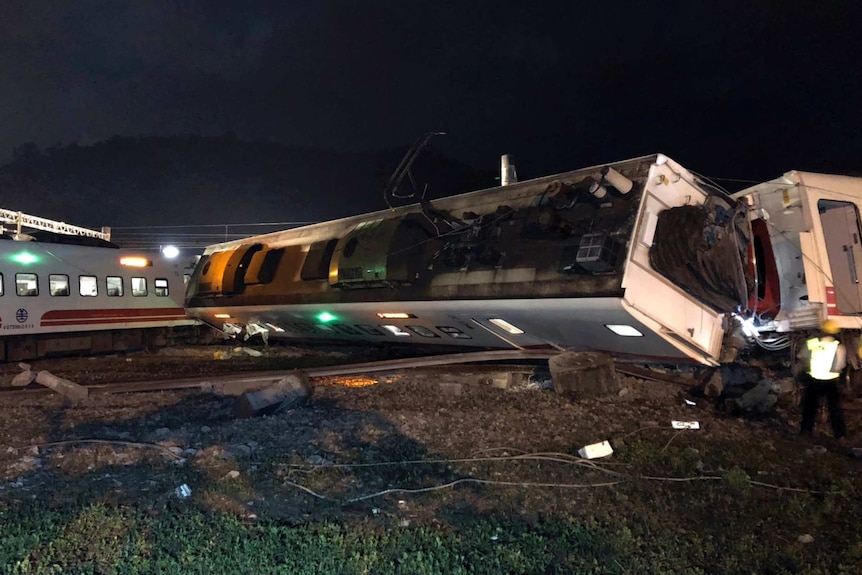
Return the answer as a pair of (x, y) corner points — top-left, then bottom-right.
(108, 220), (321, 249)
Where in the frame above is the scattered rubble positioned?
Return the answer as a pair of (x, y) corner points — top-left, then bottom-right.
(727, 379), (778, 413)
(437, 381), (463, 396)
(34, 370), (89, 403)
(549, 352), (620, 397)
(11, 362), (37, 387)
(233, 372), (312, 418)
(704, 371), (723, 397)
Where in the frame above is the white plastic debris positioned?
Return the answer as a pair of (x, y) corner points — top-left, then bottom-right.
(684, 399), (696, 406)
(175, 484), (192, 498)
(244, 322), (269, 344)
(222, 322), (243, 336)
(671, 420), (700, 430)
(578, 440), (614, 459)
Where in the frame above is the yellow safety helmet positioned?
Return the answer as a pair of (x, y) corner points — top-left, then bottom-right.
(821, 319), (840, 335)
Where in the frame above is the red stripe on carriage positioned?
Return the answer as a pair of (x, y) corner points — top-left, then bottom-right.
(40, 308), (188, 326)
(825, 286), (842, 316)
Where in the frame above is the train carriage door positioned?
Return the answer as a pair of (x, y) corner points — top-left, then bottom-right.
(818, 200), (862, 314)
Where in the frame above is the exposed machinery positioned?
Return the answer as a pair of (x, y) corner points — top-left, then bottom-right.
(184, 153), (862, 366)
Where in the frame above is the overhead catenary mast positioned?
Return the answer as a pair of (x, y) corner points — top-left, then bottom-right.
(0, 208), (110, 241)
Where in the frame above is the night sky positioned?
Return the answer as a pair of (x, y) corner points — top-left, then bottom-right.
(2, 1), (861, 185)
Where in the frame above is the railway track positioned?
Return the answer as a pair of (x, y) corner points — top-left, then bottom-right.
(0, 349), (559, 397)
(9, 350), (830, 409)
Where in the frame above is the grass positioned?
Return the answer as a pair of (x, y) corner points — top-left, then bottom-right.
(2, 462), (862, 575)
(0, 503), (729, 574)
(3, 436), (862, 574)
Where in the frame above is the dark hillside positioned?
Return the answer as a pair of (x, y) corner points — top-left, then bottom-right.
(0, 136), (492, 232)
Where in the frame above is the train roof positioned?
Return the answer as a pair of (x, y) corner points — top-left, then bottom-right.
(202, 153), (664, 254)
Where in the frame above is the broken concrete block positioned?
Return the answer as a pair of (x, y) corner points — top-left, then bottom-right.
(233, 372), (312, 418)
(11, 370), (36, 387)
(482, 370), (531, 390)
(438, 382), (463, 396)
(704, 371), (723, 397)
(34, 371), (89, 403)
(548, 352), (620, 397)
(732, 379), (777, 413)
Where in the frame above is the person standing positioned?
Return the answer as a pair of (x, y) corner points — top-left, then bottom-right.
(798, 320), (847, 440)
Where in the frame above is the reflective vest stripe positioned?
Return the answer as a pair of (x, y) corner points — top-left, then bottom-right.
(807, 338), (841, 380)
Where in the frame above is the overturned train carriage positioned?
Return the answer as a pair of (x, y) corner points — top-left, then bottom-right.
(186, 153), (764, 365)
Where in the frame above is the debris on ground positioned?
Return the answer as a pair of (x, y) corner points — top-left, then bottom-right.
(235, 347), (264, 357)
(726, 378), (778, 413)
(11, 368), (36, 387)
(233, 371), (312, 418)
(671, 421), (700, 430)
(549, 352), (620, 397)
(34, 370), (89, 402)
(578, 440), (614, 459)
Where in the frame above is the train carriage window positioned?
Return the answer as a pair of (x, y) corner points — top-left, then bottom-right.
(0, 273), (5, 296)
(49, 274), (70, 296)
(131, 277), (147, 297)
(381, 325), (411, 337)
(289, 323), (314, 334)
(356, 324), (384, 335)
(436, 326), (472, 339)
(406, 325), (440, 338)
(79, 275), (98, 297)
(301, 239), (338, 280)
(106, 276), (124, 297)
(331, 323), (361, 335)
(154, 278), (169, 297)
(15, 273), (38, 296)
(246, 248), (285, 284)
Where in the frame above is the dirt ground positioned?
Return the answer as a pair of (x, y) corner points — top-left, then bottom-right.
(1, 344), (861, 527)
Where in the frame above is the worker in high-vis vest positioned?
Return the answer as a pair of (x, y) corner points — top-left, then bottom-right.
(798, 320), (847, 440)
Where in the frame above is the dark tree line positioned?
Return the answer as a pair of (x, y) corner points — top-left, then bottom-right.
(1, 135), (492, 230)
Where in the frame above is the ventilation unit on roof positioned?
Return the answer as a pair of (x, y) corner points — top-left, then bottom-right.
(574, 233), (622, 273)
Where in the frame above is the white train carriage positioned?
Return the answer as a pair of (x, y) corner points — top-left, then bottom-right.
(186, 153), (862, 366)
(733, 170), (862, 343)
(186, 153), (752, 365)
(0, 231), (196, 361)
